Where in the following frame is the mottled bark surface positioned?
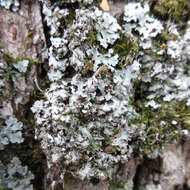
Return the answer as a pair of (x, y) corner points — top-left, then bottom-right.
(0, 0), (46, 59)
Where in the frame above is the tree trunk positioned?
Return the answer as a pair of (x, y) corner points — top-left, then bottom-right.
(1, 0), (190, 190)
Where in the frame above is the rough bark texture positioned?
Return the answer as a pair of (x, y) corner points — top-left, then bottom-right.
(1, 0), (190, 190)
(0, 0), (46, 59)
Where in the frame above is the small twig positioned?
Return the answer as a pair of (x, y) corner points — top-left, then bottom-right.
(34, 76), (43, 92)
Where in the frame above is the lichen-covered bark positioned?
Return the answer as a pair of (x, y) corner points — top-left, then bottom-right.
(1, 0), (190, 190)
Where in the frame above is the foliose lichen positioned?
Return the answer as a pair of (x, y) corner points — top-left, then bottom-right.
(123, 2), (163, 49)
(0, 157), (34, 190)
(32, 0), (190, 186)
(0, 117), (24, 150)
(125, 2), (190, 155)
(0, 50), (33, 112)
(0, 0), (20, 12)
(145, 184), (163, 190)
(32, 1), (146, 182)
(13, 60), (29, 73)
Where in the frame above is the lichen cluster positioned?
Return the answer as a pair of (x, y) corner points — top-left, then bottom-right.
(0, 51), (31, 112)
(0, 117), (24, 150)
(0, 157), (34, 190)
(0, 0), (190, 189)
(135, 21), (190, 155)
(0, 0), (20, 12)
(109, 180), (134, 190)
(32, 1), (145, 181)
(0, 50), (36, 189)
(123, 2), (163, 49)
(30, 0), (190, 187)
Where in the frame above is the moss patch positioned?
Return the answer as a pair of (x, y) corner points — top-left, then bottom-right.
(109, 180), (133, 190)
(113, 34), (139, 67)
(150, 0), (190, 22)
(137, 100), (190, 156)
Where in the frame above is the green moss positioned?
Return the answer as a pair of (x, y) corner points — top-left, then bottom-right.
(87, 29), (98, 45)
(81, 60), (94, 76)
(137, 100), (190, 156)
(64, 10), (76, 26)
(113, 34), (139, 67)
(114, 34), (138, 58)
(0, 43), (3, 49)
(151, 0), (190, 22)
(104, 146), (117, 154)
(95, 0), (102, 3)
(109, 182), (125, 190)
(109, 180), (133, 190)
(1, 52), (41, 89)
(22, 31), (33, 54)
(155, 32), (179, 49)
(0, 186), (9, 190)
(2, 52), (41, 65)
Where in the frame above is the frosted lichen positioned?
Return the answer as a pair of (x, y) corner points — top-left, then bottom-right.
(0, 62), (6, 88)
(32, 0), (147, 182)
(0, 157), (34, 190)
(123, 2), (163, 49)
(140, 22), (190, 106)
(13, 60), (29, 73)
(95, 9), (121, 48)
(32, 59), (144, 180)
(0, 117), (24, 150)
(0, 0), (20, 12)
(167, 21), (190, 60)
(145, 184), (163, 190)
(40, 0), (93, 5)
(32, 0), (190, 187)
(92, 48), (119, 70)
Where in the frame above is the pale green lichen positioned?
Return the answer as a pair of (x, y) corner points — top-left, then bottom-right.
(123, 2), (163, 49)
(32, 1), (145, 182)
(145, 184), (163, 190)
(95, 9), (121, 48)
(13, 60), (29, 73)
(0, 0), (20, 12)
(0, 157), (34, 190)
(0, 117), (24, 150)
(31, 0), (190, 187)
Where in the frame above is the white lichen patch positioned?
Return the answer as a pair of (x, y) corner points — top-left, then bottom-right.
(32, 58), (143, 179)
(137, 18), (190, 107)
(0, 58), (31, 108)
(123, 2), (163, 49)
(95, 9), (121, 48)
(167, 21), (190, 60)
(0, 157), (34, 190)
(145, 184), (163, 190)
(32, 3), (144, 178)
(141, 55), (190, 105)
(0, 62), (6, 87)
(0, 117), (24, 150)
(13, 59), (29, 73)
(0, 0), (20, 11)
(32, 0), (190, 186)
(92, 48), (119, 71)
